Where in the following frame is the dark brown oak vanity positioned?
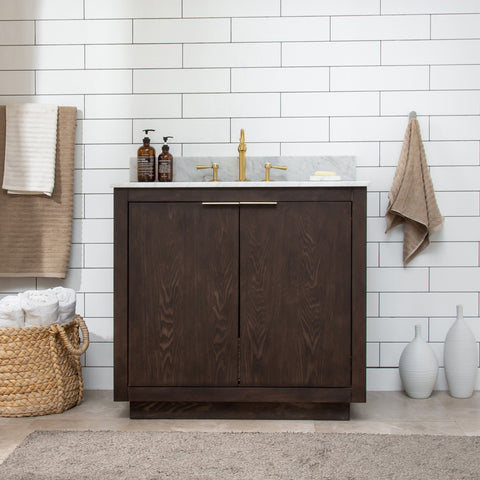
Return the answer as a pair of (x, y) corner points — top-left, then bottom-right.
(114, 183), (366, 420)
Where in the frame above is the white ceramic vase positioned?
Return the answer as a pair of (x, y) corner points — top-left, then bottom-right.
(399, 324), (438, 399)
(444, 305), (478, 399)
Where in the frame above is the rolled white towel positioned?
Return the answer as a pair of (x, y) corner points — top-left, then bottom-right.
(0, 295), (24, 328)
(52, 287), (76, 324)
(21, 290), (59, 327)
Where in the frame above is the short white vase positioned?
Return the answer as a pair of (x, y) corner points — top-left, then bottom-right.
(444, 305), (478, 399)
(399, 324), (438, 399)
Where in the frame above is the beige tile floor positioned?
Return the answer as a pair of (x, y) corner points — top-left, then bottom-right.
(1, 390), (479, 464)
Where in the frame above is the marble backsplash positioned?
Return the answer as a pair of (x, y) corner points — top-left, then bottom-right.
(129, 156), (356, 182)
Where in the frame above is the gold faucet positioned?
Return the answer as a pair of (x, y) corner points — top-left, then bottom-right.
(196, 163), (219, 181)
(238, 129), (247, 181)
(263, 162), (287, 181)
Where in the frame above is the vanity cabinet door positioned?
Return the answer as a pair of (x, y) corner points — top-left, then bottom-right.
(239, 201), (352, 387)
(128, 202), (239, 387)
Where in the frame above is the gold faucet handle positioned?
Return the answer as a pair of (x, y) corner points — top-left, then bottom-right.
(264, 163), (287, 181)
(196, 163), (219, 182)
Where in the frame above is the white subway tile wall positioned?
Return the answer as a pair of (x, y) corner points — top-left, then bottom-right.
(0, 0), (479, 392)
(36, 20), (133, 44)
(0, 21), (35, 45)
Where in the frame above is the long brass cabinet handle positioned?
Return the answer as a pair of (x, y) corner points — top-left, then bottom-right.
(239, 201), (278, 205)
(202, 201), (278, 206)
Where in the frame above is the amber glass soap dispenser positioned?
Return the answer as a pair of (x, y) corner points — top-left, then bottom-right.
(158, 136), (173, 182)
(137, 129), (156, 182)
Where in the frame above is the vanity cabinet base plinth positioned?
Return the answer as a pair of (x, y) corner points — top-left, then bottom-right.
(130, 401), (350, 420)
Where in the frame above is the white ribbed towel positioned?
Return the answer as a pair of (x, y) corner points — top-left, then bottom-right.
(0, 295), (24, 328)
(2, 103), (58, 196)
(52, 286), (76, 324)
(21, 289), (59, 327)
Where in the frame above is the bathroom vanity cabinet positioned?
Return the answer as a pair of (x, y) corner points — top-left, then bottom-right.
(114, 185), (366, 419)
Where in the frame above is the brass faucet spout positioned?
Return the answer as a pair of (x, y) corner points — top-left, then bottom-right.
(238, 129), (247, 181)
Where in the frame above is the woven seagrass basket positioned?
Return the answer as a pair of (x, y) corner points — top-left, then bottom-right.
(0, 315), (89, 417)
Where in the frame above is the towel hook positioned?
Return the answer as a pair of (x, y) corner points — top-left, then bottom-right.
(409, 111), (417, 120)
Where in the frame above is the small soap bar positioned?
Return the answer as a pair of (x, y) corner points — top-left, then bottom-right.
(309, 175), (342, 181)
(314, 171), (337, 176)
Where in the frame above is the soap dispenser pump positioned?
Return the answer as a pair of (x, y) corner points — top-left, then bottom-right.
(158, 136), (173, 182)
(137, 129), (156, 182)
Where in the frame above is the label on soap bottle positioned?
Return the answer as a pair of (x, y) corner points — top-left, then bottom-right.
(158, 156), (173, 182)
(137, 155), (155, 182)
(158, 161), (170, 175)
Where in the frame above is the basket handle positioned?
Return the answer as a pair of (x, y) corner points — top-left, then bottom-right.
(55, 315), (90, 356)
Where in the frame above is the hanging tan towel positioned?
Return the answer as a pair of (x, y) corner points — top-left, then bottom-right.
(2, 103), (58, 196)
(0, 106), (76, 278)
(385, 118), (443, 265)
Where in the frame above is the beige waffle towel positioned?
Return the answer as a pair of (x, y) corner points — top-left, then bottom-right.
(2, 103), (58, 196)
(0, 106), (76, 278)
(385, 118), (443, 265)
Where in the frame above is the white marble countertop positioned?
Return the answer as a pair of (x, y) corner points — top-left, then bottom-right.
(114, 180), (368, 188)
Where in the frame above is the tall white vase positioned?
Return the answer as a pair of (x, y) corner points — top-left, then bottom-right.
(399, 324), (438, 399)
(444, 305), (478, 399)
